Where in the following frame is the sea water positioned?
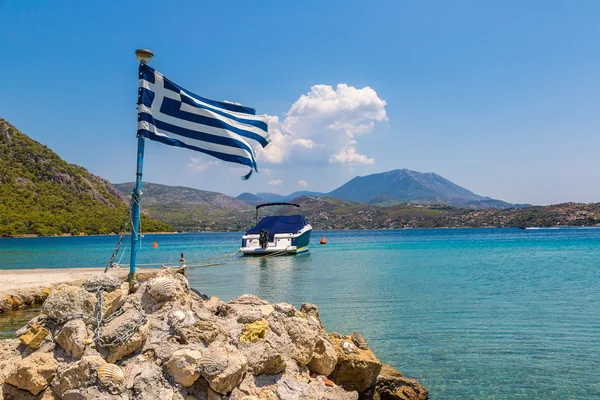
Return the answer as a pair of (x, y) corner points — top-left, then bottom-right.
(0, 228), (599, 399)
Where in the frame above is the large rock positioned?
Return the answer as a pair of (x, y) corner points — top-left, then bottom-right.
(283, 316), (318, 366)
(52, 354), (106, 397)
(228, 294), (269, 306)
(99, 305), (150, 363)
(127, 358), (177, 399)
(82, 273), (122, 293)
(198, 345), (247, 394)
(41, 284), (96, 321)
(55, 319), (91, 359)
(99, 283), (128, 318)
(41, 279), (126, 322)
(307, 333), (338, 376)
(238, 340), (286, 376)
(226, 295), (274, 324)
(300, 302), (324, 330)
(5, 352), (57, 395)
(176, 319), (228, 346)
(361, 364), (429, 400)
(275, 376), (359, 400)
(165, 349), (204, 387)
(0, 339), (20, 381)
(329, 334), (382, 392)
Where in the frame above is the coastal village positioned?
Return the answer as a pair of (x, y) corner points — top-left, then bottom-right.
(295, 197), (600, 231)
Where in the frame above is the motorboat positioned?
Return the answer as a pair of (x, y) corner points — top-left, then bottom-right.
(240, 202), (312, 255)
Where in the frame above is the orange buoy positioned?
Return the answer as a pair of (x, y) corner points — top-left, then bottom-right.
(152, 241), (158, 248)
(320, 236), (327, 245)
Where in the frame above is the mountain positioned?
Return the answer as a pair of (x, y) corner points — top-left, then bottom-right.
(0, 117), (172, 237)
(251, 191), (326, 203)
(114, 182), (254, 232)
(238, 169), (527, 209)
(329, 169), (515, 208)
(237, 192), (265, 206)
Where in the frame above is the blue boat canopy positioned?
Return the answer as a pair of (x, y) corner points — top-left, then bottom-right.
(246, 215), (308, 241)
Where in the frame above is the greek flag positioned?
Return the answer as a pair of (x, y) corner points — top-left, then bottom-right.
(137, 64), (270, 178)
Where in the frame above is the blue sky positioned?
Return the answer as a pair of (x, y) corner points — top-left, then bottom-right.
(1, 0), (599, 205)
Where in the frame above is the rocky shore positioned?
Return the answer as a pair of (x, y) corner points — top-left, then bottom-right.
(0, 270), (427, 399)
(0, 269), (158, 315)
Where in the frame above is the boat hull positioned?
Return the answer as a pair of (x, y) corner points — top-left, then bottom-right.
(241, 227), (312, 256)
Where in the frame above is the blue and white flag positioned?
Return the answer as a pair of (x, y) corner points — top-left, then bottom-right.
(137, 64), (270, 178)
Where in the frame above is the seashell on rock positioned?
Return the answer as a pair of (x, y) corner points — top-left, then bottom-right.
(98, 363), (125, 386)
(168, 309), (197, 328)
(198, 351), (228, 376)
(123, 363), (143, 389)
(170, 310), (186, 322)
(342, 341), (360, 354)
(148, 276), (178, 301)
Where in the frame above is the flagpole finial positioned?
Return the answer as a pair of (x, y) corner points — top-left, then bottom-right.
(135, 48), (154, 64)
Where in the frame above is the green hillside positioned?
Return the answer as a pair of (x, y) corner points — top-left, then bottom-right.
(113, 182), (255, 232)
(112, 179), (600, 232)
(0, 118), (172, 237)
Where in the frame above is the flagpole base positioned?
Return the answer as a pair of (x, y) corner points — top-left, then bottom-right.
(128, 272), (138, 292)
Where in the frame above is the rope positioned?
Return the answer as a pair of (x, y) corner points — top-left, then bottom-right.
(181, 246), (292, 270)
(117, 249), (243, 267)
(104, 201), (133, 273)
(116, 239), (128, 266)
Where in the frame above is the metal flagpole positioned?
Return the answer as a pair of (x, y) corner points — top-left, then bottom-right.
(130, 48), (154, 288)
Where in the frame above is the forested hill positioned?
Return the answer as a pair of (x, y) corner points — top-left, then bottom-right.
(0, 118), (172, 237)
(113, 182), (255, 232)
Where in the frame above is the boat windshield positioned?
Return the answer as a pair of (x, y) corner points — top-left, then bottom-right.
(246, 215), (307, 241)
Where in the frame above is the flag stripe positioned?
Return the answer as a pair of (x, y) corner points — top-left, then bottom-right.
(136, 64), (269, 172)
(140, 78), (269, 139)
(138, 104), (258, 160)
(179, 92), (269, 133)
(161, 75), (256, 115)
(138, 120), (256, 168)
(160, 97), (270, 147)
(139, 128), (256, 169)
(138, 112), (256, 160)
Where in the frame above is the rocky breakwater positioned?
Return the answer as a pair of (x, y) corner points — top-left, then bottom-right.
(0, 270), (428, 399)
(0, 269), (159, 315)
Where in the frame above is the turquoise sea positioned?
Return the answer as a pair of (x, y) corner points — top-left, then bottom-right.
(1, 228), (599, 399)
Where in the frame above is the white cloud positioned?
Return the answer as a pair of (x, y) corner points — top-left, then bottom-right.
(268, 179), (283, 186)
(329, 147), (375, 165)
(255, 83), (387, 166)
(187, 157), (219, 173)
(298, 180), (309, 187)
(256, 115), (286, 164)
(292, 139), (316, 149)
(262, 168), (272, 175)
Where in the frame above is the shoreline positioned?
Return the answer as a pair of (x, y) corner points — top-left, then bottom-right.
(0, 268), (159, 314)
(4, 225), (600, 239)
(6, 231), (180, 239)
